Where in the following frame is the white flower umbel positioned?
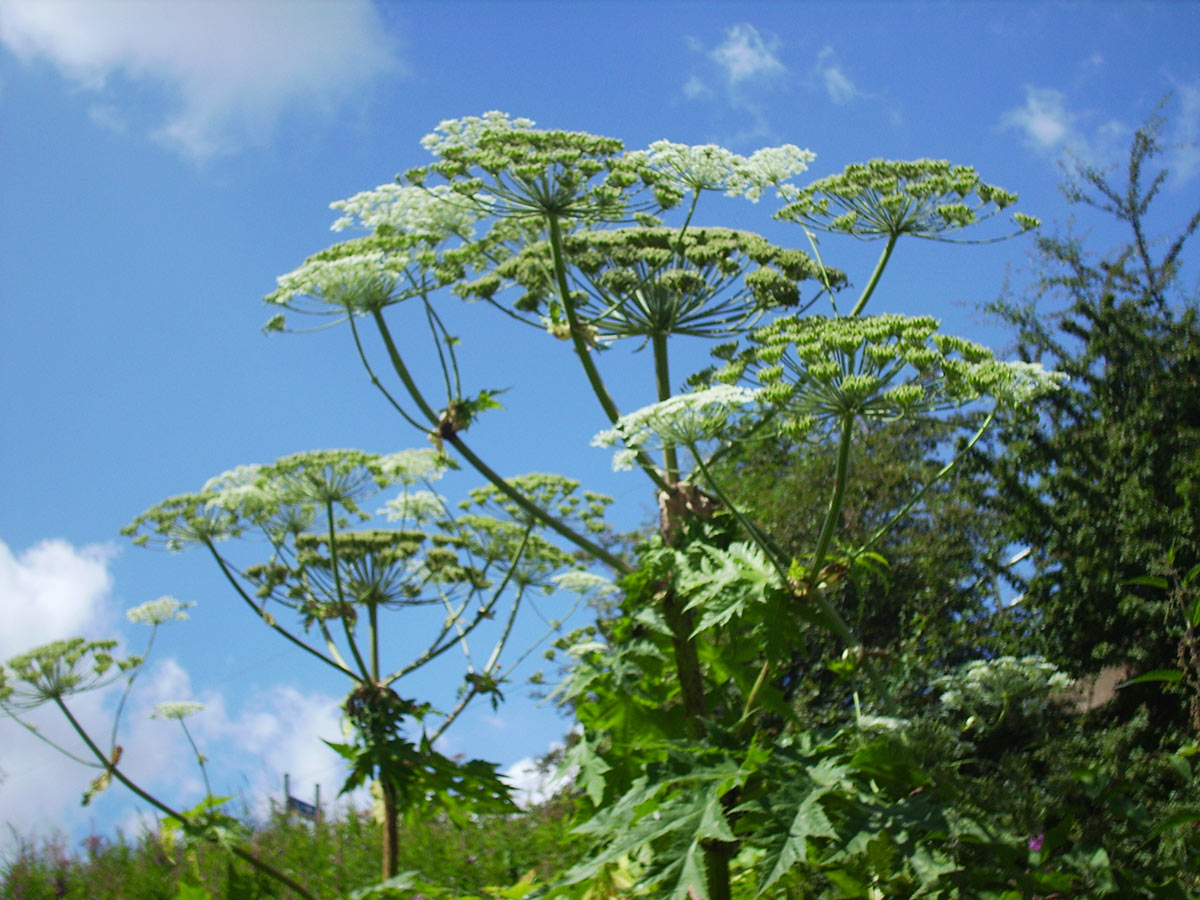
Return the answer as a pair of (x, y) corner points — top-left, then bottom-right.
(420, 110), (536, 157)
(126, 596), (193, 626)
(592, 385), (761, 471)
(377, 449), (447, 486)
(150, 701), (205, 720)
(935, 655), (1071, 732)
(330, 183), (484, 240)
(550, 570), (618, 597)
(379, 489), (446, 524)
(965, 359), (1069, 406)
(269, 251), (409, 312)
(632, 140), (815, 202)
(203, 464), (281, 517)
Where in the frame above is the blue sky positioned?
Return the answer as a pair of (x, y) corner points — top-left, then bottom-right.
(1, 0), (1198, 851)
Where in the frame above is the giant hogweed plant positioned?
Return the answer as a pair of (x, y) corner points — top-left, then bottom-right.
(255, 114), (1063, 898)
(3, 113), (1058, 900)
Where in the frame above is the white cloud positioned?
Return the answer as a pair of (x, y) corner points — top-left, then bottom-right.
(814, 46), (861, 104)
(1002, 86), (1075, 150)
(196, 680), (348, 816)
(0, 538), (115, 660)
(1000, 84), (1131, 171)
(681, 24), (786, 142)
(0, 0), (398, 161)
(502, 751), (571, 808)
(709, 23), (785, 85)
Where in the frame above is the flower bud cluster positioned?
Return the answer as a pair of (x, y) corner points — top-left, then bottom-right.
(709, 313), (1065, 436)
(477, 226), (843, 342)
(778, 158), (1040, 241)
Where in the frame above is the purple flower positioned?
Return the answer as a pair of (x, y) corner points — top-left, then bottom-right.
(1028, 833), (1044, 852)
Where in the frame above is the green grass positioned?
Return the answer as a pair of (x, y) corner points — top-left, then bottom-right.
(2, 798), (582, 900)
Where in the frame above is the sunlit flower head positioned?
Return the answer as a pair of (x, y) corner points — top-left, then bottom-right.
(419, 110), (537, 157)
(630, 140), (815, 203)
(549, 570), (618, 597)
(376, 448), (447, 485)
(268, 250), (408, 313)
(126, 596), (193, 626)
(150, 701), (205, 720)
(330, 183), (484, 240)
(379, 489), (446, 523)
(592, 385), (761, 471)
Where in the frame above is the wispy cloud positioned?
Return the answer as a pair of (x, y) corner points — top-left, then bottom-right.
(709, 23), (785, 85)
(681, 23), (786, 143)
(813, 46), (861, 104)
(0, 0), (399, 162)
(999, 84), (1130, 169)
(1001, 86), (1077, 150)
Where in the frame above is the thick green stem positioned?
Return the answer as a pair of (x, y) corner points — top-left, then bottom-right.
(545, 214), (672, 494)
(703, 840), (734, 900)
(652, 332), (680, 483)
(806, 415), (898, 714)
(808, 415), (855, 588)
(849, 232), (898, 317)
(371, 310), (631, 574)
(381, 781), (399, 881)
(548, 214), (622, 425)
(661, 587), (708, 739)
(369, 601), (380, 682)
(56, 699), (320, 900)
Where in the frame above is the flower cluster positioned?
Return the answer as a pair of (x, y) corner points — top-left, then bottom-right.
(592, 385), (761, 471)
(474, 227), (843, 342)
(266, 245), (410, 315)
(629, 140), (816, 204)
(934, 655), (1071, 732)
(330, 183), (484, 240)
(778, 158), (1040, 241)
(379, 489), (446, 525)
(376, 448), (449, 486)
(405, 112), (648, 222)
(419, 111), (536, 157)
(150, 701), (205, 720)
(549, 571), (618, 597)
(709, 313), (1065, 437)
(126, 596), (193, 626)
(3, 639), (131, 707)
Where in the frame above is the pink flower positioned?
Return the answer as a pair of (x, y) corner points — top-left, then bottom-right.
(1028, 833), (1044, 852)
